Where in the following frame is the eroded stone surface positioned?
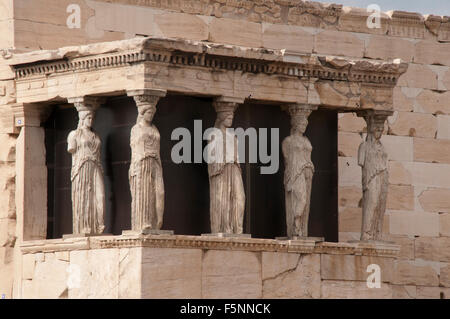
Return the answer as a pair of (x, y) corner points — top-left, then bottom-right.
(321, 254), (394, 283)
(202, 250), (261, 299)
(262, 253), (320, 298)
(321, 280), (392, 299)
(142, 248), (201, 298)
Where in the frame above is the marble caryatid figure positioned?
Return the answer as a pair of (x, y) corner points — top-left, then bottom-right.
(357, 111), (390, 241)
(282, 104), (315, 238)
(208, 100), (245, 234)
(129, 93), (165, 232)
(67, 97), (105, 235)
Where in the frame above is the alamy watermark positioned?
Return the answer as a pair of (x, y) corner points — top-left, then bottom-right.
(66, 4), (81, 29)
(366, 264), (381, 289)
(171, 120), (279, 175)
(367, 4), (382, 29)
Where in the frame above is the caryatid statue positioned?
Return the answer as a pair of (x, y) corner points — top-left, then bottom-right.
(67, 96), (105, 235)
(207, 98), (245, 234)
(357, 110), (392, 241)
(128, 90), (166, 232)
(282, 104), (316, 238)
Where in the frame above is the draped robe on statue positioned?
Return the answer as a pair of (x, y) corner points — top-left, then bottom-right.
(282, 134), (314, 238)
(129, 123), (164, 230)
(358, 140), (388, 240)
(68, 128), (105, 234)
(207, 129), (245, 234)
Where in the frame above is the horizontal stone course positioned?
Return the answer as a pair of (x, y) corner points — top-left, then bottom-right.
(393, 260), (439, 286)
(415, 237), (450, 262)
(387, 111), (437, 138)
(390, 211), (440, 237)
(414, 138), (450, 164)
(321, 254), (394, 283)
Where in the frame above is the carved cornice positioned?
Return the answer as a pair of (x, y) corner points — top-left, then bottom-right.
(10, 38), (408, 86)
(19, 234), (400, 258)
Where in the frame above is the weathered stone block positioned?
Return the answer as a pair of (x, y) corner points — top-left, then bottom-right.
(441, 264), (450, 288)
(418, 188), (450, 213)
(415, 41), (450, 67)
(69, 248), (119, 299)
(381, 135), (414, 162)
(387, 185), (414, 211)
(391, 285), (417, 299)
(338, 206), (389, 234)
(444, 68), (450, 90)
(382, 235), (415, 260)
(154, 12), (208, 41)
(321, 280), (392, 299)
(417, 286), (450, 299)
(338, 112), (366, 133)
(22, 253), (35, 280)
(366, 35), (414, 62)
(0, 134), (15, 162)
(414, 138), (450, 164)
(337, 7), (389, 35)
(338, 132), (361, 157)
(416, 90), (450, 115)
(0, 163), (15, 220)
(397, 64), (438, 90)
(262, 252), (320, 298)
(119, 247), (141, 299)
(393, 87), (414, 112)
(415, 237), (450, 262)
(388, 111), (437, 138)
(390, 211), (439, 237)
(31, 255), (69, 298)
(393, 260), (439, 286)
(142, 247), (201, 298)
(338, 156), (360, 187)
(407, 162), (450, 188)
(0, 218), (16, 247)
(0, 19), (13, 49)
(338, 186), (362, 208)
(388, 11), (425, 39)
(437, 115), (450, 139)
(440, 213), (450, 237)
(209, 17), (262, 48)
(321, 254), (394, 283)
(202, 250), (261, 299)
(262, 24), (314, 53)
(314, 30), (365, 58)
(338, 206), (362, 233)
(55, 251), (70, 262)
(314, 81), (360, 109)
(388, 161), (412, 186)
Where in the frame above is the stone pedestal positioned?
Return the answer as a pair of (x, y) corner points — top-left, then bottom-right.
(348, 240), (395, 245)
(62, 233), (112, 239)
(202, 233), (251, 238)
(122, 229), (174, 236)
(277, 236), (324, 242)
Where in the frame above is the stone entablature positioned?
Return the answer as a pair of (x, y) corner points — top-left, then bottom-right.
(4, 37), (407, 133)
(20, 234), (400, 257)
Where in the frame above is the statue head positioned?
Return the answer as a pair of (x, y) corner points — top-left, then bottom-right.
(288, 105), (311, 135)
(215, 111), (234, 128)
(138, 104), (156, 125)
(78, 110), (94, 129)
(213, 101), (237, 129)
(291, 115), (308, 135)
(367, 116), (385, 141)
